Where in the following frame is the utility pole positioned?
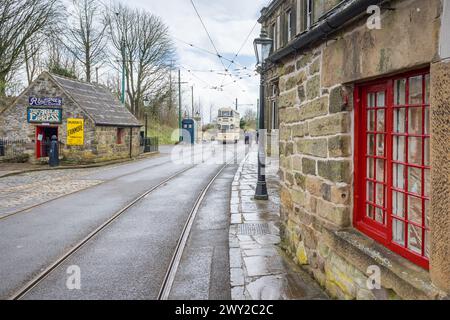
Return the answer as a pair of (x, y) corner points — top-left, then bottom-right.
(121, 39), (126, 105)
(96, 67), (99, 84)
(191, 86), (194, 119)
(236, 98), (238, 111)
(178, 70), (182, 142)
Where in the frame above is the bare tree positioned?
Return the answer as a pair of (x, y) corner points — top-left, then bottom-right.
(61, 0), (107, 82)
(23, 38), (44, 85)
(0, 0), (62, 96)
(107, 3), (175, 116)
(45, 37), (79, 79)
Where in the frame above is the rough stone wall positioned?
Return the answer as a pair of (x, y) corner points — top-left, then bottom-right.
(429, 60), (450, 292)
(92, 126), (141, 163)
(278, 47), (361, 299)
(0, 73), (96, 163)
(272, 0), (446, 299)
(0, 73), (141, 164)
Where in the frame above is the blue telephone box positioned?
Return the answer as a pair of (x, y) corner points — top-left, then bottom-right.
(182, 119), (196, 144)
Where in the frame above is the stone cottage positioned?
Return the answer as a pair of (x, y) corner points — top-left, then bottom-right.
(258, 0), (449, 299)
(0, 72), (142, 164)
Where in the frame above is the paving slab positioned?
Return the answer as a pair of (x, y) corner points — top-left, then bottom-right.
(228, 148), (329, 300)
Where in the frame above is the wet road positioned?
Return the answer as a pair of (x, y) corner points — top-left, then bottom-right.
(0, 143), (247, 299)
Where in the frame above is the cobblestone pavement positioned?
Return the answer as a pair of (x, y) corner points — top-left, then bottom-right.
(0, 168), (105, 216)
(229, 148), (328, 300)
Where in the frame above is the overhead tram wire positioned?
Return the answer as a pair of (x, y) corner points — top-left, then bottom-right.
(179, 66), (242, 107)
(173, 37), (250, 71)
(219, 20), (259, 88)
(189, 0), (230, 74)
(218, 0), (274, 88)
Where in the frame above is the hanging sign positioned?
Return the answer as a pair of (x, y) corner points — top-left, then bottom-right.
(27, 107), (62, 124)
(67, 118), (84, 146)
(29, 97), (63, 107)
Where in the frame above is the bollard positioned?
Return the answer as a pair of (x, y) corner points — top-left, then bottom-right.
(49, 135), (59, 167)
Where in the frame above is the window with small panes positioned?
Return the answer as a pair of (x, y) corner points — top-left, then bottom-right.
(354, 69), (431, 269)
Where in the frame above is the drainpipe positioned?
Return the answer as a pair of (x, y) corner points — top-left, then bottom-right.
(268, 0), (386, 63)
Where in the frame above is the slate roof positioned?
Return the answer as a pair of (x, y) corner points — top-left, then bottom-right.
(50, 73), (142, 127)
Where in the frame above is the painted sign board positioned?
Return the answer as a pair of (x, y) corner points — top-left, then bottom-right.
(27, 107), (62, 124)
(67, 118), (84, 146)
(29, 97), (63, 107)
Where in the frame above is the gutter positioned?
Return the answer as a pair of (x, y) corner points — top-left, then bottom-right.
(267, 0), (386, 63)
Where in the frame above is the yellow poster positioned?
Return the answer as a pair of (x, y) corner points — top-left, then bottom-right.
(67, 118), (84, 146)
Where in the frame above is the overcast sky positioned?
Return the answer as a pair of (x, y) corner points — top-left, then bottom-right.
(123, 0), (269, 122)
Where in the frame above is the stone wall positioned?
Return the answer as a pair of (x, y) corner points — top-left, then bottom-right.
(0, 73), (141, 164)
(0, 73), (97, 163)
(270, 0), (448, 299)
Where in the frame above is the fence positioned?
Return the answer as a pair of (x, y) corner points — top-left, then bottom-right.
(0, 138), (28, 161)
(142, 137), (159, 153)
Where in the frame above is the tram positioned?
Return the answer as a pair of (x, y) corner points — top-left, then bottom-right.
(216, 107), (240, 144)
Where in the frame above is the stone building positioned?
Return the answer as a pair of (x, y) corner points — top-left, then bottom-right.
(258, 0), (449, 299)
(0, 72), (142, 164)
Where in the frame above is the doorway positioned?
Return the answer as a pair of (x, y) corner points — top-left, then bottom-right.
(36, 126), (58, 158)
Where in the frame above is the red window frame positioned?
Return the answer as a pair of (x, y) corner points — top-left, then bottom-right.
(354, 68), (430, 269)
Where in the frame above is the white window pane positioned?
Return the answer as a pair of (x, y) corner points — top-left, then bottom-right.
(377, 109), (385, 131)
(377, 91), (385, 107)
(367, 204), (374, 219)
(393, 108), (406, 133)
(393, 191), (405, 218)
(367, 158), (374, 179)
(393, 136), (406, 162)
(376, 159), (385, 182)
(376, 135), (385, 156)
(408, 137), (423, 165)
(408, 108), (423, 135)
(408, 195), (422, 225)
(368, 93), (375, 107)
(409, 76), (423, 105)
(393, 219), (405, 245)
(408, 166), (422, 195)
(393, 164), (405, 190)
(367, 110), (375, 131)
(395, 79), (406, 105)
(408, 224), (423, 254)
(367, 134), (375, 155)
(367, 181), (374, 202)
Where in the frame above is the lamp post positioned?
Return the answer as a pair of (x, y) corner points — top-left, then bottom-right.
(253, 28), (272, 201)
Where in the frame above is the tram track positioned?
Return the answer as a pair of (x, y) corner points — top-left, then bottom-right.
(0, 158), (175, 222)
(0, 144), (216, 222)
(157, 162), (229, 300)
(9, 163), (197, 300)
(9, 146), (240, 300)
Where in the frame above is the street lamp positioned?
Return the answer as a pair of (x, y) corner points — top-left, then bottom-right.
(253, 27), (272, 201)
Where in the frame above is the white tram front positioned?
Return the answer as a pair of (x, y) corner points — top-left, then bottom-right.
(216, 108), (240, 144)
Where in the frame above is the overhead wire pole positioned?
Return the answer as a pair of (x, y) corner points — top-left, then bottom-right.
(178, 70), (182, 142)
(191, 86), (194, 118)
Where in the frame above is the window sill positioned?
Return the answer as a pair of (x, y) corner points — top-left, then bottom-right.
(324, 228), (447, 300)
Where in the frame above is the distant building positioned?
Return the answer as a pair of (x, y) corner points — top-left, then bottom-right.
(258, 0), (450, 299)
(0, 72), (142, 163)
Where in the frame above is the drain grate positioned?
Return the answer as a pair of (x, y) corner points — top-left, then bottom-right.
(238, 223), (270, 236)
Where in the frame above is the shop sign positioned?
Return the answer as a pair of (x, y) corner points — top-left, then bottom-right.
(29, 97), (63, 107)
(67, 118), (84, 146)
(27, 107), (62, 124)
